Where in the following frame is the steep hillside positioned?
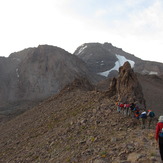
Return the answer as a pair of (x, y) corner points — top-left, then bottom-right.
(96, 70), (163, 115)
(0, 45), (102, 116)
(0, 79), (161, 163)
(137, 74), (163, 115)
(74, 42), (163, 77)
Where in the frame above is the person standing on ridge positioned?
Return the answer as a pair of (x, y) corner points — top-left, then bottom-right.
(139, 111), (147, 129)
(155, 116), (163, 162)
(130, 102), (136, 117)
(147, 110), (155, 129)
(116, 100), (121, 113)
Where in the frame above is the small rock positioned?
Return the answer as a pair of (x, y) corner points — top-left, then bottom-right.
(111, 137), (117, 142)
(142, 137), (148, 143)
(93, 158), (109, 163)
(70, 121), (74, 125)
(79, 140), (86, 145)
(80, 119), (87, 124)
(93, 109), (97, 114)
(127, 152), (142, 162)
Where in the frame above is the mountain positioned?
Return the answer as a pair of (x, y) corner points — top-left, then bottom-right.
(73, 42), (163, 77)
(0, 74), (161, 162)
(74, 42), (163, 115)
(0, 45), (102, 118)
(137, 74), (163, 115)
(1, 42), (163, 121)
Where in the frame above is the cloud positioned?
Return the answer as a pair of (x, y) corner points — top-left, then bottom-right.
(0, 0), (163, 62)
(103, 0), (162, 37)
(95, 9), (108, 17)
(125, 0), (148, 7)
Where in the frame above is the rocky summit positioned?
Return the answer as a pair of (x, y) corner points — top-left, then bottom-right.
(0, 63), (161, 163)
(74, 42), (163, 77)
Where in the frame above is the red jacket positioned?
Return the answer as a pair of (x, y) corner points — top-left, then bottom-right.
(155, 122), (163, 141)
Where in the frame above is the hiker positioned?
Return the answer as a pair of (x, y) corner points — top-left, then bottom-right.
(124, 103), (130, 116)
(134, 107), (140, 119)
(119, 103), (124, 114)
(147, 110), (155, 129)
(116, 101), (121, 113)
(155, 116), (163, 162)
(139, 111), (147, 129)
(130, 103), (136, 117)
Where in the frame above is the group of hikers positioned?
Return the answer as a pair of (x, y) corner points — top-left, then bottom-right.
(116, 101), (155, 129)
(116, 101), (163, 162)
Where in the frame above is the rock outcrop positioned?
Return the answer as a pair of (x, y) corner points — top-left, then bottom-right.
(107, 62), (146, 107)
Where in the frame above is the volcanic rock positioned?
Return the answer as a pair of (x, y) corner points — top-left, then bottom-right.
(107, 61), (146, 107)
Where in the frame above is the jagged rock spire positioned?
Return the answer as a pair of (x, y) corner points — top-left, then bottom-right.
(108, 61), (146, 107)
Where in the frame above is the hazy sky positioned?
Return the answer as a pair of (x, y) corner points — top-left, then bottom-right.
(0, 0), (163, 63)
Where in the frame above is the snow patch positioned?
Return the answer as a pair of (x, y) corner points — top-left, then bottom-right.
(16, 68), (19, 78)
(77, 45), (87, 55)
(149, 71), (158, 75)
(100, 60), (104, 65)
(98, 54), (135, 77)
(142, 70), (158, 75)
(13, 58), (21, 62)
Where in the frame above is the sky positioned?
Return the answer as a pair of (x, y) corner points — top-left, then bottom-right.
(0, 0), (163, 63)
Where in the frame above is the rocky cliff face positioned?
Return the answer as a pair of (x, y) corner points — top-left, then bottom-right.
(107, 62), (146, 107)
(0, 45), (101, 110)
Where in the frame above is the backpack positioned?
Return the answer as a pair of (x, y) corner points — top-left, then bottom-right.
(159, 128), (163, 137)
(149, 111), (155, 118)
(119, 104), (124, 108)
(126, 104), (130, 108)
(140, 113), (147, 119)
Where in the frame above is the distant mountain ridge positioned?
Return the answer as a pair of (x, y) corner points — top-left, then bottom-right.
(73, 42), (163, 77)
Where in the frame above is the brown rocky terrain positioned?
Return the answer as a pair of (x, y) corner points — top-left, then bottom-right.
(0, 64), (162, 163)
(0, 80), (161, 163)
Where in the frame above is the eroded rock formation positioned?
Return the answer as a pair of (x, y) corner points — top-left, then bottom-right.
(108, 61), (146, 108)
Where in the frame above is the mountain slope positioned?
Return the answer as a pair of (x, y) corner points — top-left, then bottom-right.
(74, 42), (163, 77)
(0, 45), (102, 116)
(0, 79), (160, 163)
(137, 74), (163, 115)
